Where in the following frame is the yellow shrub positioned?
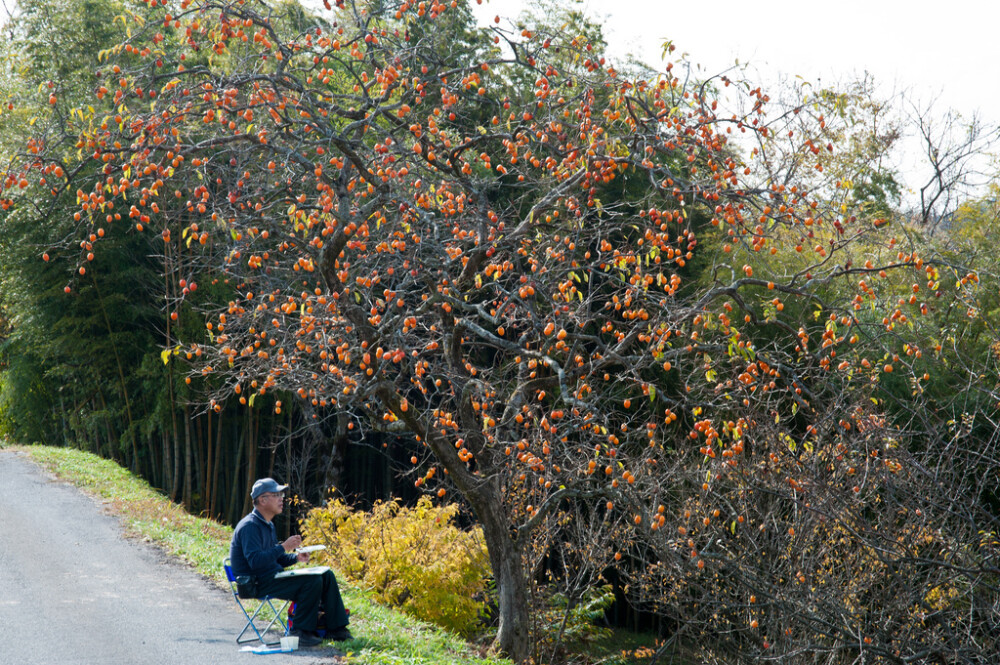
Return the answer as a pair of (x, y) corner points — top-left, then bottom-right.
(300, 496), (491, 636)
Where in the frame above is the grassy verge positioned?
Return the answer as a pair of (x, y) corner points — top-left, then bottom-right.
(7, 444), (510, 665)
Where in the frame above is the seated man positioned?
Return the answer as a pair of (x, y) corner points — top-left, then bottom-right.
(230, 477), (352, 647)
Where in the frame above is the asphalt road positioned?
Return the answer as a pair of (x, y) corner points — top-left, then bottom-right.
(0, 451), (342, 664)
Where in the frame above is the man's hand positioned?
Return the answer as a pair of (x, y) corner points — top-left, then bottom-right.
(282, 535), (303, 552)
(296, 551), (310, 563)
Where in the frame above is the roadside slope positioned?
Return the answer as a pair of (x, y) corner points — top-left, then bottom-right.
(2, 446), (512, 665)
(0, 450), (338, 665)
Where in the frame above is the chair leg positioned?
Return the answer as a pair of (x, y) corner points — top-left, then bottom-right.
(236, 597), (289, 646)
(237, 601), (272, 645)
(257, 599), (290, 640)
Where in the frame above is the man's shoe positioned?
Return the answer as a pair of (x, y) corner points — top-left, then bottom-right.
(289, 630), (323, 647)
(327, 626), (353, 641)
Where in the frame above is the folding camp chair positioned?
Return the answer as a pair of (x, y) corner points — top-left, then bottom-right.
(223, 557), (290, 646)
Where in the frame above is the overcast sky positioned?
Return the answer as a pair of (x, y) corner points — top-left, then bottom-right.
(3, 0), (992, 122)
(471, 0), (999, 202)
(3, 0), (993, 198)
(472, 0), (999, 126)
(2, 0), (993, 119)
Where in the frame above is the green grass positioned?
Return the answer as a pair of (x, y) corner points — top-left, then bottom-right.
(8, 444), (512, 665)
(5, 443), (666, 665)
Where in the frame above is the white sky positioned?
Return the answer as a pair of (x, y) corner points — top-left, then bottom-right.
(473, 0), (999, 126)
(4, 0), (993, 124)
(3, 0), (994, 199)
(472, 0), (1000, 203)
(3, 0), (995, 121)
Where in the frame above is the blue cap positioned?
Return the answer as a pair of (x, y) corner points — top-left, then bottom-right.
(251, 478), (288, 499)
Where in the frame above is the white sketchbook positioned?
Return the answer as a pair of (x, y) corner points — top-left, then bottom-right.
(295, 545), (326, 554)
(274, 566), (330, 578)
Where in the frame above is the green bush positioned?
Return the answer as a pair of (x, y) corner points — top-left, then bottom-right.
(535, 584), (615, 652)
(300, 496), (491, 636)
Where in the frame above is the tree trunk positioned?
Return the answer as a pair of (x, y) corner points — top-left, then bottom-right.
(228, 415), (246, 524)
(149, 433), (160, 489)
(323, 412), (349, 497)
(204, 409), (214, 516)
(162, 244), (179, 501)
(210, 410), (224, 519)
(244, 407), (258, 518)
(194, 411), (205, 509)
(469, 483), (531, 663)
(96, 389), (116, 462)
(58, 393), (69, 447)
(285, 424), (292, 528)
(162, 429), (172, 494)
(182, 403), (193, 509)
(377, 381), (532, 662)
(169, 382), (181, 503)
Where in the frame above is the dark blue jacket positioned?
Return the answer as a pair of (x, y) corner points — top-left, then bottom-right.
(229, 508), (297, 579)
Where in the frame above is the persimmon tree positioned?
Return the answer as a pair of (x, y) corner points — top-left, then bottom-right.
(4, 0), (998, 661)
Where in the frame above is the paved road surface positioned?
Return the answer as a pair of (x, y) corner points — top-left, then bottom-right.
(0, 451), (341, 664)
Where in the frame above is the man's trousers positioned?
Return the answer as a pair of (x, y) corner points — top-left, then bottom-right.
(255, 569), (349, 633)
